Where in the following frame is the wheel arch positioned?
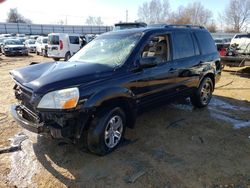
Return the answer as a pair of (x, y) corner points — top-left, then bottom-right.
(200, 72), (215, 91)
(83, 87), (137, 129)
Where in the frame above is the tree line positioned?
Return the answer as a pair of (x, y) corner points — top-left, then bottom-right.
(138, 0), (250, 32)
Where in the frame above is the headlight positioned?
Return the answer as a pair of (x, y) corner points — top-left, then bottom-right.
(4, 47), (9, 50)
(37, 88), (79, 109)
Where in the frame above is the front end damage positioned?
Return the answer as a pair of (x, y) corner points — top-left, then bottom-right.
(11, 82), (90, 140)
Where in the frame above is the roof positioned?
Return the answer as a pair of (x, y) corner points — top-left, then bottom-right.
(104, 24), (207, 36)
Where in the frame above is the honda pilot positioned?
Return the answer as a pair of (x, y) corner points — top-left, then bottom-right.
(10, 25), (221, 155)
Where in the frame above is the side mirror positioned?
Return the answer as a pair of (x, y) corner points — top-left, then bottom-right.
(139, 57), (158, 68)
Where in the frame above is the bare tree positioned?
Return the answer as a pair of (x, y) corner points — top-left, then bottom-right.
(206, 20), (217, 33)
(138, 0), (170, 24)
(169, 2), (212, 26)
(6, 8), (32, 24)
(85, 16), (104, 26)
(222, 0), (250, 32)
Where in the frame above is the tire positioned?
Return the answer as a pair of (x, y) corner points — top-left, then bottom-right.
(42, 49), (45, 56)
(87, 107), (126, 155)
(53, 58), (60, 61)
(191, 77), (213, 108)
(64, 52), (71, 61)
(36, 51), (39, 55)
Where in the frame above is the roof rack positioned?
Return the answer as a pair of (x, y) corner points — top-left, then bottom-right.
(166, 24), (205, 29)
(147, 24), (205, 29)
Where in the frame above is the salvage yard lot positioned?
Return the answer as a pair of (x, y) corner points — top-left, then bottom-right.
(0, 55), (250, 188)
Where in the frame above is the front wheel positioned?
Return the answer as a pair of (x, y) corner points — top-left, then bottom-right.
(191, 77), (213, 108)
(87, 107), (126, 155)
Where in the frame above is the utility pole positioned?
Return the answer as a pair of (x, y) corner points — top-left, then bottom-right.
(126, 10), (128, 22)
(65, 15), (68, 25)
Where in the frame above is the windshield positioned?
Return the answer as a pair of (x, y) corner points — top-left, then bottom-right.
(69, 33), (141, 67)
(28, 40), (36, 44)
(43, 38), (48, 44)
(5, 40), (22, 45)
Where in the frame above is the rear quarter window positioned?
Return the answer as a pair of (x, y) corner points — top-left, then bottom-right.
(69, 36), (79, 44)
(172, 32), (195, 59)
(194, 31), (217, 55)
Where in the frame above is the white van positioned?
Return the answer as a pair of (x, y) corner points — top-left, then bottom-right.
(35, 36), (48, 56)
(47, 33), (81, 61)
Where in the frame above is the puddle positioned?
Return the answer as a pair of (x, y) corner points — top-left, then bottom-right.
(171, 103), (193, 111)
(210, 98), (250, 111)
(8, 130), (40, 188)
(209, 98), (250, 129)
(171, 97), (250, 129)
(210, 111), (250, 129)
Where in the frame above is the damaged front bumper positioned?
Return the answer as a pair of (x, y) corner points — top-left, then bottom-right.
(11, 104), (45, 133)
(11, 104), (91, 139)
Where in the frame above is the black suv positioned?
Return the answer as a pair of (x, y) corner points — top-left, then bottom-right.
(10, 25), (221, 155)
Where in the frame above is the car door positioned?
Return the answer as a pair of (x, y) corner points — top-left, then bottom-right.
(68, 36), (81, 55)
(169, 31), (201, 94)
(135, 33), (180, 107)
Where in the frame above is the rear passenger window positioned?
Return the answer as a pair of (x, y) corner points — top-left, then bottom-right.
(195, 31), (217, 54)
(172, 32), (195, 59)
(69, 36), (79, 44)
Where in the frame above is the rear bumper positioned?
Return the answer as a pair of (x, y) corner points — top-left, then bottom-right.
(10, 104), (44, 133)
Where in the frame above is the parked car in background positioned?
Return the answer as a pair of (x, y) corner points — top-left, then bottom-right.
(214, 38), (230, 55)
(47, 33), (81, 61)
(214, 38), (227, 45)
(230, 33), (250, 47)
(10, 25), (221, 155)
(36, 36), (48, 56)
(0, 38), (4, 53)
(1, 39), (28, 56)
(29, 35), (39, 40)
(24, 39), (36, 53)
(113, 22), (147, 31)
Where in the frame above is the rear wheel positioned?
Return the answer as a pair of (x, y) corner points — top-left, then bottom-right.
(65, 52), (71, 61)
(87, 107), (126, 155)
(191, 77), (213, 108)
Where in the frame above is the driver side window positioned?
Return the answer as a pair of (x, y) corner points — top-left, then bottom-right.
(141, 35), (170, 64)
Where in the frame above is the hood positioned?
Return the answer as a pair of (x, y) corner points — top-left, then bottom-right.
(10, 61), (114, 94)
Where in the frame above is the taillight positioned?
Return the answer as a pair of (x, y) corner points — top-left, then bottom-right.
(59, 40), (63, 50)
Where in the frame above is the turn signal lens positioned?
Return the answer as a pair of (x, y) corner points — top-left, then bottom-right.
(62, 97), (78, 109)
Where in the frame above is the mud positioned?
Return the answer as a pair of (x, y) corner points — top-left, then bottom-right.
(0, 55), (250, 188)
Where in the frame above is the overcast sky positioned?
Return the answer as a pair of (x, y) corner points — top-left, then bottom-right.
(0, 0), (229, 25)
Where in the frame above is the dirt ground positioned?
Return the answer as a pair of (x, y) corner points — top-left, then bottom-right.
(0, 54), (250, 188)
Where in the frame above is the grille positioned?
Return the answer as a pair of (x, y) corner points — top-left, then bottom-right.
(14, 83), (38, 118)
(12, 47), (23, 51)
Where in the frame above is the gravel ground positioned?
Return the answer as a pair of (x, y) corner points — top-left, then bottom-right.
(0, 54), (250, 188)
